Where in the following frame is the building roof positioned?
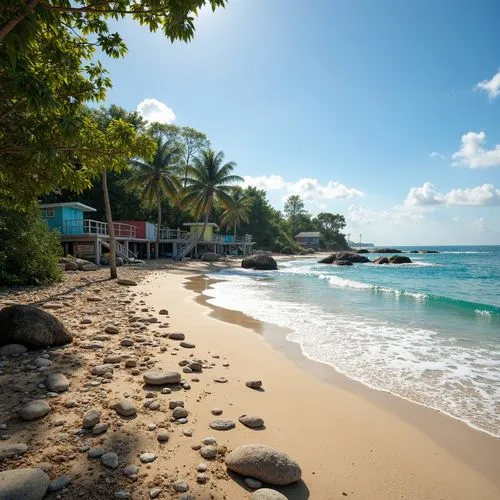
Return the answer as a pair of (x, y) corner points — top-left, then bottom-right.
(183, 222), (218, 228)
(295, 231), (320, 238)
(39, 202), (96, 212)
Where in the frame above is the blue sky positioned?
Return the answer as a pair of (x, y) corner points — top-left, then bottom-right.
(102, 0), (500, 245)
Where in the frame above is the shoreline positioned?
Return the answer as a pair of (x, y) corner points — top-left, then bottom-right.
(0, 260), (499, 499)
(184, 271), (500, 487)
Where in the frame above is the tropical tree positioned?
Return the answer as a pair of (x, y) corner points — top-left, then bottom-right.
(183, 149), (242, 240)
(220, 187), (251, 237)
(284, 194), (306, 237)
(129, 136), (182, 258)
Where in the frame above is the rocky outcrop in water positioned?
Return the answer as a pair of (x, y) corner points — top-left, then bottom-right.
(389, 255), (412, 264)
(242, 254), (278, 270)
(318, 252), (370, 264)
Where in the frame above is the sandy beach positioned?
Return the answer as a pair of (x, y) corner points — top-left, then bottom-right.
(1, 260), (499, 499)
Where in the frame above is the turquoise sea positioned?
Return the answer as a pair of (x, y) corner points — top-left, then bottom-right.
(205, 246), (500, 437)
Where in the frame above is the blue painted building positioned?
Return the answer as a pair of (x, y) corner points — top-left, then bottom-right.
(39, 202), (97, 235)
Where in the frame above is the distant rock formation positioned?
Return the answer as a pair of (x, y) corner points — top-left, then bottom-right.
(373, 256), (389, 264)
(389, 255), (412, 264)
(318, 252), (370, 264)
(372, 248), (402, 253)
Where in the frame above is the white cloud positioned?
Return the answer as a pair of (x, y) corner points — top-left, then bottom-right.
(242, 175), (286, 191)
(243, 175), (363, 206)
(286, 178), (363, 202)
(137, 98), (176, 124)
(475, 69), (500, 99)
(404, 182), (500, 207)
(429, 152), (446, 160)
(473, 217), (488, 230)
(347, 204), (425, 228)
(452, 131), (500, 168)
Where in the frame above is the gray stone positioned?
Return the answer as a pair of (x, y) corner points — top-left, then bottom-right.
(117, 279), (137, 286)
(139, 453), (156, 463)
(251, 489), (287, 500)
(92, 423), (109, 435)
(149, 487), (162, 498)
(115, 490), (130, 498)
(125, 359), (137, 368)
(225, 444), (302, 485)
(189, 362), (202, 372)
(48, 474), (71, 492)
(34, 357), (51, 367)
(157, 431), (170, 443)
(197, 463), (207, 472)
(180, 342), (195, 349)
(172, 407), (188, 419)
(0, 344), (27, 356)
(214, 377), (227, 383)
(239, 414), (265, 429)
(167, 333), (185, 341)
(113, 399), (137, 417)
(173, 480), (189, 493)
(0, 305), (72, 349)
(101, 451), (119, 468)
(87, 447), (106, 458)
(246, 380), (262, 389)
(196, 473), (208, 484)
(202, 437), (217, 445)
(211, 408), (223, 416)
(17, 400), (51, 421)
(200, 445), (217, 460)
(122, 464), (138, 477)
(143, 370), (181, 385)
(104, 325), (119, 334)
(209, 419), (235, 431)
(91, 364), (114, 376)
(120, 339), (134, 347)
(0, 468), (49, 500)
(83, 409), (101, 428)
(0, 443), (28, 459)
(169, 400), (184, 410)
(103, 355), (122, 364)
(244, 477), (263, 489)
(45, 373), (70, 393)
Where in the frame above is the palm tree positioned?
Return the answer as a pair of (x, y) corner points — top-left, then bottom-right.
(220, 187), (251, 238)
(183, 149), (242, 241)
(128, 136), (181, 258)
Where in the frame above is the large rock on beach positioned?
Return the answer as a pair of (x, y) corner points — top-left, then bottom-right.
(389, 255), (412, 264)
(241, 254), (278, 271)
(201, 252), (219, 262)
(0, 468), (50, 500)
(0, 305), (72, 349)
(225, 444), (301, 485)
(17, 400), (51, 421)
(318, 252), (370, 264)
(143, 370), (181, 385)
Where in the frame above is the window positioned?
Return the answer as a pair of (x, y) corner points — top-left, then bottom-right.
(40, 208), (55, 218)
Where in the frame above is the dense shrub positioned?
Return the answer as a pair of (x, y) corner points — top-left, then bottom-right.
(0, 204), (63, 286)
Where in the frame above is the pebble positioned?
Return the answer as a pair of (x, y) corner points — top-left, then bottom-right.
(0, 442), (28, 459)
(196, 473), (208, 484)
(48, 474), (71, 492)
(246, 380), (263, 389)
(113, 399), (137, 417)
(80, 318), (92, 324)
(169, 400), (184, 410)
(214, 377), (228, 383)
(92, 422), (109, 435)
(101, 451), (119, 468)
(122, 464), (139, 477)
(197, 463), (207, 472)
(88, 447), (106, 458)
(83, 409), (101, 428)
(159, 309), (168, 315)
(17, 400), (51, 420)
(239, 414), (265, 429)
(244, 477), (263, 489)
(251, 489), (287, 500)
(180, 342), (195, 349)
(168, 333), (185, 340)
(121, 339), (134, 347)
(103, 355), (122, 364)
(149, 401), (160, 411)
(143, 370), (181, 385)
(105, 325), (120, 334)
(211, 408), (223, 415)
(172, 407), (188, 419)
(202, 437), (217, 445)
(160, 387), (171, 394)
(115, 490), (130, 498)
(173, 480), (189, 493)
(150, 487), (163, 498)
(157, 431), (170, 443)
(140, 452), (156, 463)
(45, 373), (70, 393)
(209, 419), (235, 431)
(0, 344), (27, 356)
(183, 429), (193, 437)
(35, 357), (52, 368)
(200, 445), (217, 460)
(91, 364), (114, 376)
(0, 468), (49, 499)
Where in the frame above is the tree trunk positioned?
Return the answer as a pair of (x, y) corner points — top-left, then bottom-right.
(199, 209), (210, 242)
(102, 171), (117, 279)
(156, 184), (161, 259)
(0, 0), (41, 42)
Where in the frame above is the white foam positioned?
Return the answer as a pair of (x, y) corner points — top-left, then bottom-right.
(203, 274), (500, 438)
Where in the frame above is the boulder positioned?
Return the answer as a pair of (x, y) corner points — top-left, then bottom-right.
(241, 254), (278, 271)
(0, 468), (49, 500)
(0, 443), (28, 459)
(201, 252), (219, 262)
(373, 257), (389, 265)
(318, 252), (370, 264)
(354, 248), (369, 254)
(143, 370), (181, 385)
(372, 248), (402, 253)
(225, 444), (301, 485)
(389, 255), (412, 264)
(17, 400), (51, 421)
(45, 373), (70, 393)
(0, 305), (72, 349)
(64, 261), (79, 271)
(251, 489), (288, 500)
(0, 344), (27, 356)
(335, 260), (353, 266)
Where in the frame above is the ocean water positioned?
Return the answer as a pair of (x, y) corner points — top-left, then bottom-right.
(204, 246), (500, 437)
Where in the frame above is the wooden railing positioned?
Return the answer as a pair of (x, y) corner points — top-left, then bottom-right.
(63, 219), (136, 238)
(159, 228), (189, 240)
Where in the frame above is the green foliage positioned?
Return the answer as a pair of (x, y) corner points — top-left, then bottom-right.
(0, 204), (63, 286)
(284, 194), (306, 236)
(220, 186), (251, 236)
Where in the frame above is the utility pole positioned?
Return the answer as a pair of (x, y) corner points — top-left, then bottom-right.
(359, 233), (362, 246)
